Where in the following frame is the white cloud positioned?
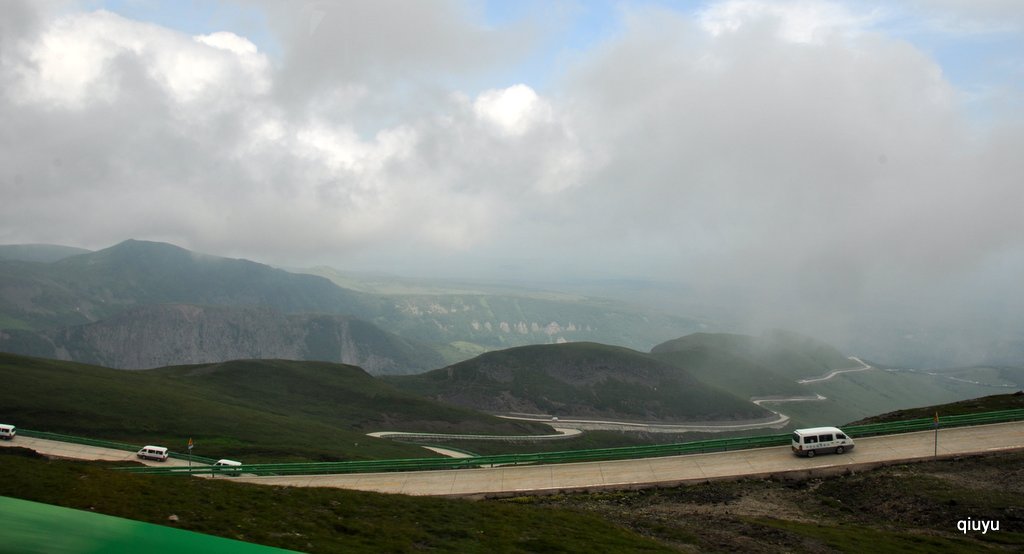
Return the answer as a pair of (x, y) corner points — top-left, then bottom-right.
(473, 84), (553, 136)
(11, 10), (270, 108)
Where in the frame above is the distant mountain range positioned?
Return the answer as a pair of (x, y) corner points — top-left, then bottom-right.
(0, 240), (704, 371)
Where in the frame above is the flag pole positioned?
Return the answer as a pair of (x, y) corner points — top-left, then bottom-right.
(933, 412), (939, 457)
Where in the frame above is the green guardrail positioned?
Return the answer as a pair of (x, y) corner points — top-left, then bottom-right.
(113, 408), (1024, 477)
(17, 429), (218, 465)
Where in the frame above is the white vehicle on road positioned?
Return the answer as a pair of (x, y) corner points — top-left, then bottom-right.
(0, 424), (15, 440)
(137, 445), (169, 461)
(791, 427), (854, 458)
(214, 459), (242, 475)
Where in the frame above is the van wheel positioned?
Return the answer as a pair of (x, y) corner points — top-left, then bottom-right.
(836, 446), (845, 454)
(806, 450), (815, 458)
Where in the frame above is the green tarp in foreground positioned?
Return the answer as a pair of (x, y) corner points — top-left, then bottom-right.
(0, 496), (296, 553)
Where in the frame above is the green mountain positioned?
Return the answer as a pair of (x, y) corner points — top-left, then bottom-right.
(0, 303), (443, 374)
(0, 353), (552, 462)
(388, 342), (767, 422)
(0, 239), (380, 331)
(650, 331), (854, 398)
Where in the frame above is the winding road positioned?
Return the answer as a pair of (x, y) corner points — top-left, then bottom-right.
(797, 356), (873, 384)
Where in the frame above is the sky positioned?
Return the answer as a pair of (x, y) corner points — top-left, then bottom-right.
(2, 0), (1023, 361)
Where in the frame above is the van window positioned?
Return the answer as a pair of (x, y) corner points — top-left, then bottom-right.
(836, 433), (847, 439)
(805, 436), (817, 444)
(818, 434), (833, 442)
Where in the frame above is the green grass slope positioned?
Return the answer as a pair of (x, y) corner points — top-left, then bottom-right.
(848, 390), (1024, 425)
(0, 353), (551, 462)
(0, 448), (670, 554)
(767, 365), (1020, 428)
(388, 342), (767, 422)
(650, 331), (853, 398)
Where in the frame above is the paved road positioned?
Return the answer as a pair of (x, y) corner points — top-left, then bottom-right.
(7, 423), (1023, 498)
(0, 436), (196, 468)
(235, 421), (1024, 497)
(496, 413), (790, 433)
(797, 356), (874, 384)
(367, 427), (582, 441)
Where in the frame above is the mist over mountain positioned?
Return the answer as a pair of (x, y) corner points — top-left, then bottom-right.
(389, 342), (767, 422)
(650, 331), (852, 398)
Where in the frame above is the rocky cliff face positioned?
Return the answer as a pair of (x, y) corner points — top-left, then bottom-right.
(0, 304), (442, 374)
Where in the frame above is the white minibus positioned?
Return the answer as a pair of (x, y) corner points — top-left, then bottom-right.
(791, 427), (854, 458)
(137, 445), (169, 461)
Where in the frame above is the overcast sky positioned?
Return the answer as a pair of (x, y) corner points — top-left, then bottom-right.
(2, 0), (1023, 352)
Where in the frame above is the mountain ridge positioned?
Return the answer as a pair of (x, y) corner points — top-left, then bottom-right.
(388, 342), (768, 422)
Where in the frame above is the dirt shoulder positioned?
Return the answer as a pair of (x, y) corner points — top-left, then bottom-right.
(501, 450), (1024, 552)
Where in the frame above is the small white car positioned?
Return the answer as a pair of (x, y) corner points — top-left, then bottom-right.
(0, 424), (16, 440)
(137, 445), (169, 461)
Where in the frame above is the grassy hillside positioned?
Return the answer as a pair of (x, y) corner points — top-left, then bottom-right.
(0, 353), (552, 462)
(388, 342), (767, 422)
(0, 448), (669, 553)
(849, 391), (1024, 425)
(767, 368), (1015, 428)
(650, 331), (853, 398)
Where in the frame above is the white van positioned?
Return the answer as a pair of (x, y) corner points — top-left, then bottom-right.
(137, 445), (169, 462)
(0, 424), (16, 440)
(791, 427), (855, 458)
